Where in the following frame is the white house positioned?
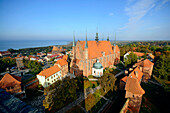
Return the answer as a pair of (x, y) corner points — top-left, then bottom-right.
(92, 59), (103, 77)
(37, 65), (62, 88)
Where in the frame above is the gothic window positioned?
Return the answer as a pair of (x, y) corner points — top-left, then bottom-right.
(94, 71), (95, 73)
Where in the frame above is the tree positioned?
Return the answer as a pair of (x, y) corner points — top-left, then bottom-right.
(143, 53), (147, 59)
(153, 55), (170, 80)
(98, 70), (117, 94)
(48, 77), (79, 112)
(28, 60), (43, 75)
(124, 52), (137, 67)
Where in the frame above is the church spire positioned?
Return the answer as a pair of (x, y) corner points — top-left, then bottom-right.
(85, 29), (88, 48)
(114, 32), (116, 46)
(95, 27), (99, 42)
(107, 36), (109, 41)
(73, 31), (75, 47)
(107, 33), (109, 41)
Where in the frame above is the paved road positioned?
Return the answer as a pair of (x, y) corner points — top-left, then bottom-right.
(148, 80), (162, 86)
(115, 71), (124, 78)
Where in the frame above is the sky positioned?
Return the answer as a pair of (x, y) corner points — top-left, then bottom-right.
(0, 0), (170, 41)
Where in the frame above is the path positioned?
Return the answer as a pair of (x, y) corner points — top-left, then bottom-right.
(115, 71), (124, 78)
(148, 80), (162, 87)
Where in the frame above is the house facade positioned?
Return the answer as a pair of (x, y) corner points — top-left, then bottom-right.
(119, 66), (143, 90)
(0, 73), (26, 99)
(70, 32), (120, 77)
(54, 55), (68, 78)
(37, 65), (62, 88)
(133, 59), (154, 82)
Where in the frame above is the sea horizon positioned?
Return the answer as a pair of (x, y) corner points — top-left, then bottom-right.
(0, 40), (71, 51)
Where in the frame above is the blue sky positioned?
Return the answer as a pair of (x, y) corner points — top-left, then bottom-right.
(0, 0), (170, 40)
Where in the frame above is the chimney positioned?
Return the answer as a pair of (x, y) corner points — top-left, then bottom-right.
(125, 70), (128, 75)
(133, 65), (136, 68)
(137, 59), (141, 62)
(139, 67), (143, 72)
(129, 68), (133, 71)
(135, 71), (138, 78)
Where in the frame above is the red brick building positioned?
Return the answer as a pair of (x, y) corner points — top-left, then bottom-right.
(0, 73), (25, 98)
(133, 59), (154, 82)
(70, 33), (120, 77)
(54, 55), (68, 77)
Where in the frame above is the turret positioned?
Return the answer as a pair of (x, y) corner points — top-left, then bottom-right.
(107, 36), (109, 41)
(73, 31), (76, 59)
(95, 32), (99, 42)
(84, 31), (88, 59)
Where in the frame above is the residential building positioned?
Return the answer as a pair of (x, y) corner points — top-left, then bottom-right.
(70, 32), (120, 77)
(124, 51), (145, 61)
(124, 51), (155, 62)
(52, 46), (63, 55)
(119, 66), (143, 90)
(16, 57), (24, 70)
(54, 55), (68, 77)
(0, 51), (11, 56)
(124, 76), (145, 113)
(133, 59), (154, 82)
(0, 73), (25, 99)
(37, 65), (61, 88)
(0, 88), (39, 113)
(147, 53), (155, 62)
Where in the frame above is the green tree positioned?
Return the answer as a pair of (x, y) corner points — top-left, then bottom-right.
(124, 52), (137, 67)
(28, 60), (43, 75)
(153, 55), (170, 80)
(143, 53), (147, 59)
(48, 77), (79, 112)
(98, 71), (117, 94)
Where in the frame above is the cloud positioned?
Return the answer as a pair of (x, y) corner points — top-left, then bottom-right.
(147, 26), (160, 30)
(125, 0), (155, 28)
(109, 13), (114, 16)
(156, 0), (170, 10)
(118, 0), (170, 32)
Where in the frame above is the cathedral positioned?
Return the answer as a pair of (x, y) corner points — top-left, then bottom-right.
(70, 32), (120, 77)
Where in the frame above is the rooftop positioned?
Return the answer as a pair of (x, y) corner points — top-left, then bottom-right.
(38, 65), (61, 78)
(125, 77), (145, 95)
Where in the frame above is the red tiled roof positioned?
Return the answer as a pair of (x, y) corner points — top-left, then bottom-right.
(148, 54), (155, 59)
(38, 65), (61, 78)
(62, 55), (68, 61)
(79, 41), (114, 59)
(135, 59), (154, 67)
(52, 46), (60, 51)
(121, 67), (143, 83)
(125, 77), (145, 95)
(50, 54), (59, 58)
(0, 51), (11, 55)
(0, 73), (21, 88)
(55, 59), (68, 66)
(128, 52), (145, 57)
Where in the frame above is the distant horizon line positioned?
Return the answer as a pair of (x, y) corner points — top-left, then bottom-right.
(0, 39), (169, 41)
